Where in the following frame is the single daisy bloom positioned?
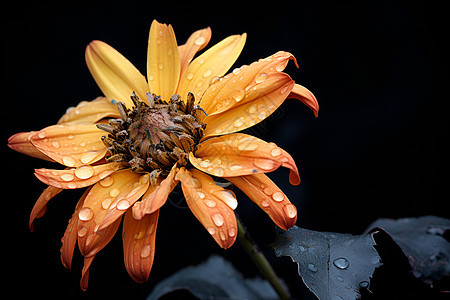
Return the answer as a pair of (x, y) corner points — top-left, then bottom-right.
(9, 20), (318, 289)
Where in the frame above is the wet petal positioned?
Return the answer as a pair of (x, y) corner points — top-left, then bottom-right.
(58, 96), (120, 124)
(122, 209), (159, 283)
(203, 73), (294, 136)
(226, 173), (297, 230)
(8, 131), (55, 161)
(201, 51), (297, 115)
(132, 164), (178, 219)
(178, 27), (212, 78)
(29, 185), (63, 231)
(177, 33), (246, 100)
(77, 169), (146, 257)
(190, 133), (300, 185)
(60, 188), (90, 270)
(34, 162), (123, 189)
(288, 83), (319, 117)
(29, 124), (107, 167)
(176, 168), (237, 249)
(147, 20), (181, 101)
(85, 40), (149, 108)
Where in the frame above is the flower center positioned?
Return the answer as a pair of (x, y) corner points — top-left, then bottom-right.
(97, 92), (205, 175)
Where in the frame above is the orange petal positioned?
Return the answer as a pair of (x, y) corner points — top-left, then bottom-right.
(34, 162), (123, 189)
(60, 188), (90, 270)
(288, 83), (319, 117)
(226, 173), (297, 230)
(8, 131), (54, 161)
(190, 133), (300, 185)
(177, 33), (246, 100)
(200, 51), (297, 115)
(176, 168), (237, 249)
(58, 96), (120, 124)
(132, 164), (178, 219)
(122, 209), (159, 283)
(80, 255), (95, 291)
(85, 40), (149, 108)
(29, 185), (63, 231)
(147, 20), (181, 100)
(29, 124), (107, 167)
(202, 73), (294, 136)
(178, 27), (212, 78)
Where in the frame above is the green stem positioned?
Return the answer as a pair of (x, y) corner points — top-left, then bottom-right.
(236, 215), (291, 300)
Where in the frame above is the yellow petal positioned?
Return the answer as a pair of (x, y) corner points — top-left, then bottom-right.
(178, 27), (212, 78)
(289, 83), (319, 117)
(29, 124), (107, 167)
(203, 73), (294, 137)
(176, 168), (237, 249)
(58, 96), (120, 124)
(85, 40), (149, 108)
(147, 20), (181, 100)
(122, 209), (159, 283)
(177, 33), (247, 100)
(190, 133), (300, 185)
(226, 173), (297, 230)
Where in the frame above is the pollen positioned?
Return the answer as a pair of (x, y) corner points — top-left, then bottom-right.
(97, 92), (206, 176)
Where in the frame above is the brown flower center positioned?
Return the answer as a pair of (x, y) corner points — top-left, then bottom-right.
(97, 92), (206, 175)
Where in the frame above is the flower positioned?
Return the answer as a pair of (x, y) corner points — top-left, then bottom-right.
(8, 20), (318, 289)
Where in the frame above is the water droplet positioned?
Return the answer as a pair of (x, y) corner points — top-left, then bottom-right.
(229, 164), (243, 171)
(80, 151), (99, 164)
(198, 57), (205, 64)
(255, 72), (268, 83)
(283, 203), (297, 219)
(271, 148), (282, 157)
(134, 230), (146, 240)
(37, 131), (46, 139)
(194, 36), (206, 46)
(359, 281), (369, 288)
(228, 227), (236, 237)
(211, 213), (224, 226)
(62, 156), (76, 167)
(308, 263), (318, 272)
(272, 191), (285, 202)
(99, 176), (113, 187)
(253, 158), (275, 170)
(212, 167), (224, 177)
(158, 63), (164, 70)
(336, 276), (344, 282)
(199, 160), (211, 168)
(140, 245), (151, 258)
(280, 85), (290, 94)
(234, 117), (245, 127)
(67, 135), (74, 140)
(237, 137), (259, 151)
(78, 226), (88, 237)
(197, 191), (206, 199)
(248, 104), (258, 114)
(101, 198), (113, 209)
(109, 188), (120, 197)
(261, 200), (270, 207)
(75, 165), (95, 179)
(52, 141), (60, 148)
(231, 89), (246, 102)
(203, 69), (212, 78)
(117, 199), (130, 210)
(216, 190), (238, 210)
(258, 110), (267, 120)
(219, 231), (227, 240)
(207, 227), (216, 235)
(60, 173), (75, 182)
(67, 182), (77, 189)
(204, 200), (216, 208)
(333, 258), (349, 270)
(78, 207), (94, 221)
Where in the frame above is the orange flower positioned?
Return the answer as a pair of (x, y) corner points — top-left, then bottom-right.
(9, 20), (318, 289)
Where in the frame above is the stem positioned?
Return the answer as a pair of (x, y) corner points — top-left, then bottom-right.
(236, 215), (291, 300)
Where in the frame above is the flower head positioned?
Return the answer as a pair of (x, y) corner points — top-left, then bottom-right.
(9, 20), (318, 289)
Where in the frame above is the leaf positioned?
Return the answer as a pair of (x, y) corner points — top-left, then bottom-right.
(274, 226), (382, 300)
(365, 215), (450, 286)
(147, 255), (278, 300)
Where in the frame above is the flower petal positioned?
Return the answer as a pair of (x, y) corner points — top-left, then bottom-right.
(176, 168), (237, 249)
(178, 27), (212, 78)
(226, 173), (297, 230)
(132, 164), (178, 219)
(58, 96), (120, 124)
(8, 131), (55, 161)
(80, 255), (95, 291)
(147, 20), (181, 101)
(122, 209), (159, 283)
(202, 73), (294, 136)
(177, 33), (246, 100)
(29, 124), (107, 167)
(200, 51), (297, 115)
(288, 83), (319, 117)
(86, 40), (149, 108)
(190, 133), (300, 185)
(34, 162), (123, 189)
(60, 188), (90, 270)
(77, 169), (145, 257)
(29, 185), (63, 231)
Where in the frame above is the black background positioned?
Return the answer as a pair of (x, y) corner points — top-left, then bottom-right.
(4, 0), (449, 299)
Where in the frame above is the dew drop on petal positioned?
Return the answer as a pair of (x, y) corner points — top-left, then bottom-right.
(52, 141), (60, 148)
(78, 207), (94, 221)
(99, 176), (114, 187)
(109, 188), (120, 197)
(212, 167), (224, 177)
(228, 227), (236, 237)
(231, 89), (246, 102)
(37, 131), (46, 139)
(271, 148), (282, 157)
(117, 199), (130, 210)
(255, 72), (268, 83)
(78, 226), (88, 237)
(253, 158), (275, 171)
(197, 191), (206, 199)
(67, 182), (78, 189)
(194, 36), (206, 46)
(229, 164), (243, 171)
(204, 200), (216, 208)
(200, 160), (211, 168)
(62, 157), (76, 167)
(211, 213), (224, 227)
(333, 258), (349, 270)
(219, 231), (227, 241)
(261, 200), (270, 207)
(75, 165), (95, 179)
(207, 227), (216, 235)
(216, 190), (238, 210)
(308, 263), (318, 272)
(140, 245), (151, 258)
(272, 192), (285, 202)
(60, 173), (75, 182)
(283, 203), (297, 219)
(101, 198), (113, 209)
(203, 69), (212, 78)
(187, 73), (194, 80)
(158, 63), (164, 70)
(80, 152), (99, 164)
(248, 104), (257, 114)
